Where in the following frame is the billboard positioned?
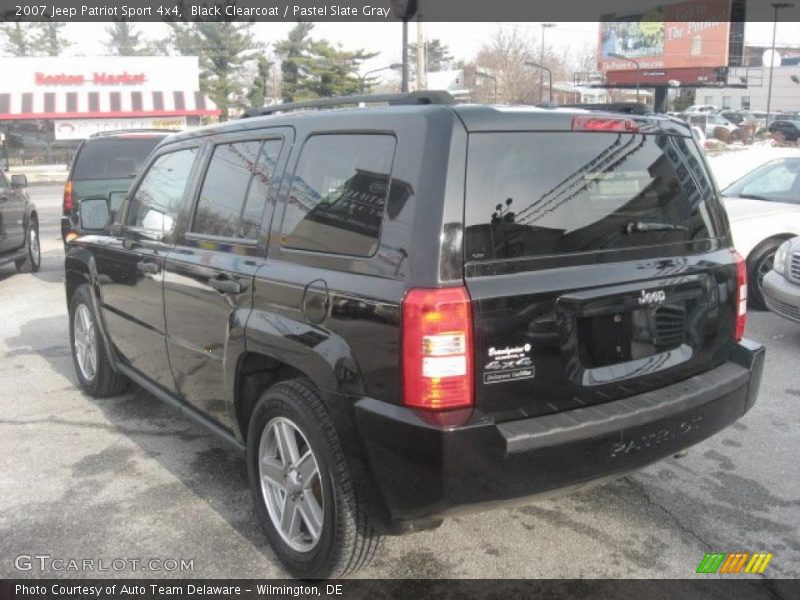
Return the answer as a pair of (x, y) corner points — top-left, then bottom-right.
(598, 0), (733, 72)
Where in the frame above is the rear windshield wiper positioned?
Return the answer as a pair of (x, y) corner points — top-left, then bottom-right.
(624, 221), (688, 234)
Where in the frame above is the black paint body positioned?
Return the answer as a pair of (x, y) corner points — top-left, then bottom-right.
(64, 104), (764, 532)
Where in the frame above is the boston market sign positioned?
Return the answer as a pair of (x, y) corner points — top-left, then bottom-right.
(35, 72), (147, 86)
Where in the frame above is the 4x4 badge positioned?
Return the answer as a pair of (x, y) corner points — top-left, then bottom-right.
(638, 288), (666, 305)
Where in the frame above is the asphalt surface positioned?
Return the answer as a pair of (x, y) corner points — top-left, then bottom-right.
(1, 185), (799, 581)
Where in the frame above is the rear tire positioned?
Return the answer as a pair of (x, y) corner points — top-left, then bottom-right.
(247, 379), (379, 578)
(748, 240), (783, 310)
(69, 284), (130, 397)
(15, 217), (41, 273)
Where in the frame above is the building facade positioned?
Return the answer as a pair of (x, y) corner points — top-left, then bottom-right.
(0, 56), (219, 166)
(697, 64), (800, 113)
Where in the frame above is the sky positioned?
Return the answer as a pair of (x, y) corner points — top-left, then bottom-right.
(58, 21), (800, 80)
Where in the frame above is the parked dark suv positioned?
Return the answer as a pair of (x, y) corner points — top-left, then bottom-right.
(64, 92), (765, 578)
(61, 130), (170, 244)
(0, 171), (39, 273)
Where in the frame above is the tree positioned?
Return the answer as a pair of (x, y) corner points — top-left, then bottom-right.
(468, 26), (571, 104)
(104, 22), (146, 56)
(246, 55), (273, 108)
(301, 40), (376, 98)
(410, 38), (453, 72)
(164, 21), (258, 120)
(1, 22), (32, 56)
(274, 23), (376, 101)
(31, 21), (71, 56)
(274, 22), (314, 102)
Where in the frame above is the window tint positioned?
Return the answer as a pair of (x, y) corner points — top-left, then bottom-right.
(282, 134), (396, 257)
(126, 148), (197, 232)
(72, 137), (164, 180)
(192, 139), (281, 240)
(464, 132), (719, 262)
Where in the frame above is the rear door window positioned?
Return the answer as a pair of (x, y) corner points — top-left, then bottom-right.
(191, 139), (282, 240)
(72, 137), (163, 180)
(281, 134), (397, 257)
(464, 132), (720, 262)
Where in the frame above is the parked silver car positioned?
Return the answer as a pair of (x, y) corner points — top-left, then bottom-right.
(763, 237), (800, 323)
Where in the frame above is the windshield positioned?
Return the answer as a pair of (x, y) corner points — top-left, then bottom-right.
(72, 137), (164, 181)
(464, 132), (722, 263)
(723, 158), (800, 204)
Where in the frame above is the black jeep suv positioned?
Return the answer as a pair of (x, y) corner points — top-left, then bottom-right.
(64, 92), (764, 578)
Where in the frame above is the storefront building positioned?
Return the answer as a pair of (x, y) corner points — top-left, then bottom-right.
(0, 56), (220, 166)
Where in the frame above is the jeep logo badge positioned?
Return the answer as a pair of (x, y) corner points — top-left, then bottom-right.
(638, 288), (666, 305)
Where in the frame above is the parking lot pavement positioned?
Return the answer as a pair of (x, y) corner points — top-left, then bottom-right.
(1, 185), (799, 580)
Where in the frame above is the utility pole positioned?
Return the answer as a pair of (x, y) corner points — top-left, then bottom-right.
(390, 0), (418, 93)
(766, 3), (793, 125)
(416, 18), (426, 90)
(539, 23), (556, 102)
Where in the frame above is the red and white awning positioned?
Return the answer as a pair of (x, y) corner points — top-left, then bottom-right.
(0, 90), (220, 120)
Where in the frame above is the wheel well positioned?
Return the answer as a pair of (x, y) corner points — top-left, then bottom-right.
(235, 352), (305, 441)
(747, 234), (794, 262)
(65, 269), (88, 304)
(29, 210), (38, 226)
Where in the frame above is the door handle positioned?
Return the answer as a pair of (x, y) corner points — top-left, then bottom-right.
(136, 260), (160, 275)
(208, 275), (243, 294)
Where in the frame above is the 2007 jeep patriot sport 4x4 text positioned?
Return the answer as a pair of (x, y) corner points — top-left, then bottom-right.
(64, 92), (764, 578)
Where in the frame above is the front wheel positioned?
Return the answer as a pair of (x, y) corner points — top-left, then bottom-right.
(247, 379), (379, 578)
(15, 217), (41, 273)
(69, 284), (130, 397)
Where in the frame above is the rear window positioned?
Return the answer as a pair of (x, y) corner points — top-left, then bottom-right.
(72, 137), (163, 180)
(464, 132), (720, 262)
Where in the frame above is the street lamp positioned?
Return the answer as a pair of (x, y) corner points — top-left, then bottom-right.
(766, 3), (794, 126)
(360, 64), (404, 93)
(609, 52), (641, 102)
(539, 23), (556, 102)
(476, 70), (498, 103)
(525, 61), (552, 102)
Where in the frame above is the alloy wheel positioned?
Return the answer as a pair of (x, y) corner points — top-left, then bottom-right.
(73, 304), (97, 381)
(258, 416), (324, 552)
(29, 227), (40, 269)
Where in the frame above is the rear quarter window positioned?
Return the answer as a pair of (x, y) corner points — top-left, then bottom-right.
(72, 137), (163, 180)
(281, 133), (397, 257)
(464, 131), (721, 263)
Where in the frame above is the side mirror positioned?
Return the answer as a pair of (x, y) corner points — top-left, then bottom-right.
(10, 174), (27, 188)
(79, 196), (111, 231)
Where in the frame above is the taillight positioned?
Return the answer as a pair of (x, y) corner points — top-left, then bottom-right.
(572, 116), (640, 133)
(401, 286), (474, 410)
(63, 180), (74, 212)
(734, 251), (747, 341)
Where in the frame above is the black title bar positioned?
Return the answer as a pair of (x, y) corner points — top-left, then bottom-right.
(1, 0), (800, 22)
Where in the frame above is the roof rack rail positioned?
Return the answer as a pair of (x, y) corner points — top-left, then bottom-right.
(559, 102), (653, 115)
(241, 90), (456, 119)
(89, 128), (180, 138)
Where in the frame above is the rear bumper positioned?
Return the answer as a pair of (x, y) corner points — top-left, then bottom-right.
(763, 271), (800, 323)
(355, 340), (764, 530)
